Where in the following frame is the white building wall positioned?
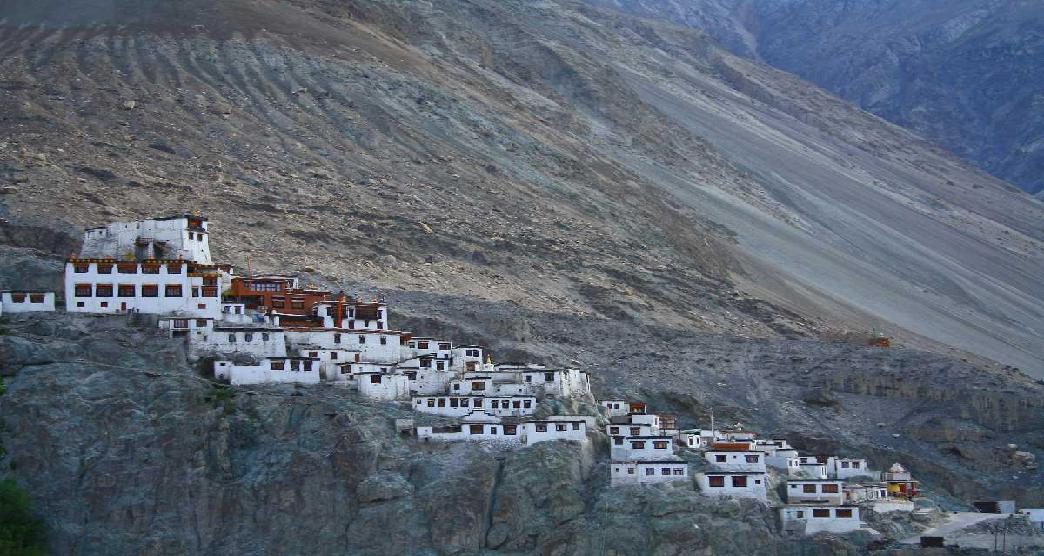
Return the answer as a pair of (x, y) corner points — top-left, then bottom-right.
(80, 216), (212, 263)
(705, 451), (767, 473)
(600, 400), (630, 417)
(214, 358), (319, 385)
(607, 423), (657, 438)
(830, 458), (872, 479)
(610, 461), (689, 486)
(192, 328), (287, 358)
(522, 420), (587, 445)
(1, 292), (56, 313)
(412, 396), (536, 418)
(65, 261), (225, 318)
(677, 432), (704, 450)
(284, 329), (405, 364)
(780, 506), (862, 535)
(610, 437), (675, 461)
(697, 473), (768, 501)
(357, 373), (410, 401)
(785, 481), (845, 505)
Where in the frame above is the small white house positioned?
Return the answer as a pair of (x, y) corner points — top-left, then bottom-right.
(677, 430), (705, 450)
(412, 395), (537, 418)
(830, 458), (872, 480)
(785, 480), (845, 506)
(766, 452), (802, 471)
(158, 316), (215, 338)
(357, 372), (410, 401)
(780, 505), (862, 535)
(522, 419), (588, 445)
(79, 214), (212, 263)
(192, 327), (287, 358)
(416, 417), (587, 446)
(0, 291), (56, 314)
(214, 357), (320, 385)
(600, 400), (630, 417)
(844, 483), (889, 505)
(611, 436), (675, 461)
(299, 348), (359, 380)
(697, 472), (768, 501)
(607, 422), (658, 438)
(705, 449), (767, 473)
(610, 460), (689, 486)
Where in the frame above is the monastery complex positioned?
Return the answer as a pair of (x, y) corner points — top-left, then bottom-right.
(2, 214), (966, 537)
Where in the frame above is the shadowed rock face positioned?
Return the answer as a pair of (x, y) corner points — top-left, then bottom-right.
(3, 0), (1043, 377)
(593, 0), (1044, 195)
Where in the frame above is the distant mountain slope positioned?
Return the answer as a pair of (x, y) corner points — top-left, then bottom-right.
(2, 0), (1044, 375)
(592, 0), (1044, 195)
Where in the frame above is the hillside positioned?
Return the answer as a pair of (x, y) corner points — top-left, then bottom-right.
(593, 0), (1044, 194)
(3, 0), (1044, 376)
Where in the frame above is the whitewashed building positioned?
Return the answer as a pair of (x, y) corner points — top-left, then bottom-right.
(610, 461), (689, 486)
(299, 348), (360, 380)
(80, 214), (213, 263)
(357, 371), (411, 401)
(158, 316), (215, 338)
(417, 416), (588, 446)
(785, 480), (845, 506)
(705, 449), (767, 473)
(214, 357), (320, 385)
(611, 436), (675, 461)
(192, 327), (287, 358)
(284, 329), (405, 363)
(600, 400), (630, 417)
(412, 395), (537, 418)
(65, 259), (230, 318)
(829, 458), (872, 480)
(779, 506), (862, 535)
(0, 291), (56, 314)
(844, 484), (889, 505)
(697, 472), (768, 501)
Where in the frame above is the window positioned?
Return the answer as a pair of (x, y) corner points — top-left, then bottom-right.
(95, 284), (113, 297)
(469, 424), (484, 434)
(437, 398), (446, 407)
(100, 302), (109, 308)
(334, 334), (341, 344)
(262, 333), (270, 342)
(369, 375), (381, 384)
(118, 284), (136, 297)
(76, 302), (84, 307)
(803, 484), (816, 493)
(708, 476), (724, 487)
(271, 298), (285, 309)
(197, 304), (206, 310)
(472, 381), (486, 391)
(461, 398), (469, 407)
(466, 349), (480, 357)
(544, 372), (554, 382)
(420, 359), (431, 368)
(165, 284), (183, 297)
(192, 287), (200, 297)
(732, 475), (747, 487)
(97, 263), (112, 274)
(10, 293), (26, 303)
(29, 293), (44, 303)
(835, 509), (853, 518)
(812, 509), (830, 518)
(852, 461), (861, 469)
(141, 285), (159, 297)
(172, 319), (189, 329)
(244, 333), (253, 343)
(142, 264), (160, 274)
(449, 398), (458, 408)
(614, 437), (623, 445)
(197, 319), (208, 327)
(822, 484), (839, 493)
(436, 361), (445, 371)
(504, 425), (517, 435)
(673, 468), (684, 476)
(271, 360), (285, 370)
(523, 400), (532, 409)
(492, 400), (501, 409)
(203, 276), (217, 286)
(653, 441), (668, 450)
(117, 262), (138, 274)
(201, 286), (218, 297)
(417, 341), (429, 350)
(795, 511), (804, 519)
(630, 427), (641, 436)
(661, 468), (671, 476)
(631, 441), (646, 449)
(841, 461), (850, 468)
(380, 336), (387, 345)
(228, 334), (237, 343)
(572, 422), (580, 430)
(74, 284), (92, 297)
(167, 263), (182, 274)
(73, 263), (90, 273)
(555, 424), (566, 432)
(525, 375), (532, 383)
(645, 468), (655, 476)
(535, 424), (547, 432)
(474, 398), (483, 408)
(715, 454), (727, 463)
(289, 300), (305, 310)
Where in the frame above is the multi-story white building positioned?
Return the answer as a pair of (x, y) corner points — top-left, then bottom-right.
(829, 458), (872, 480)
(214, 357), (320, 385)
(80, 214), (213, 263)
(192, 326), (287, 358)
(610, 461), (689, 486)
(611, 436), (675, 461)
(357, 371), (411, 401)
(785, 480), (846, 506)
(65, 259), (230, 318)
(779, 505), (862, 535)
(697, 472), (768, 501)
(705, 448), (767, 473)
(411, 395), (537, 418)
(416, 416), (588, 446)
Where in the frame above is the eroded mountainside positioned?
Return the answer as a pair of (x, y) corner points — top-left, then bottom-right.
(594, 0), (1044, 195)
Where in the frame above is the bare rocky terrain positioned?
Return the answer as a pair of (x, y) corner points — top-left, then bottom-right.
(2, 0), (1044, 553)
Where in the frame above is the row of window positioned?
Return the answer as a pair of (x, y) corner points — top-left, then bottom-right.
(615, 467), (686, 477)
(790, 483), (840, 494)
(73, 263), (187, 275)
(791, 508), (854, 519)
(713, 454), (761, 463)
(417, 397), (534, 410)
(171, 319), (210, 329)
(6, 293), (46, 303)
(331, 334), (389, 345)
(609, 426), (648, 436)
(707, 475), (762, 487)
(74, 284), (219, 298)
(269, 360), (312, 371)
(228, 333), (273, 343)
